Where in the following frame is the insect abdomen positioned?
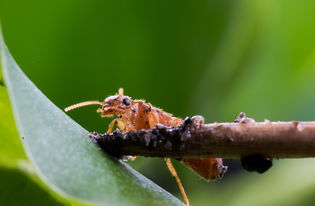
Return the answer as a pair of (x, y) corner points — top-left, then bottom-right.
(182, 158), (227, 180)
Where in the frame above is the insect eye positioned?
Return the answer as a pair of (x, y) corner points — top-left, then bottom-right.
(122, 97), (131, 106)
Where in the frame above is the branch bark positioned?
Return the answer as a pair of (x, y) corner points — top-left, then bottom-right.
(89, 113), (315, 159)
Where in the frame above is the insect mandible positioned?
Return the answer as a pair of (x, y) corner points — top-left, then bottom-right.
(65, 88), (227, 206)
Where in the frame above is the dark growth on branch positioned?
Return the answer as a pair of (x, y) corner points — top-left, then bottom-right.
(241, 155), (273, 173)
(89, 116), (200, 159)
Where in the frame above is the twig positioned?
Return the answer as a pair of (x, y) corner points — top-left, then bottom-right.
(89, 113), (315, 159)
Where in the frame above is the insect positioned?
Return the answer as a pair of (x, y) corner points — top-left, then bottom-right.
(65, 88), (226, 206)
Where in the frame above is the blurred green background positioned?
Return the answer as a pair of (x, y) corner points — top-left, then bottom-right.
(2, 0), (315, 205)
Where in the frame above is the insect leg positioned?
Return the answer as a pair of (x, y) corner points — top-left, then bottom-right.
(165, 158), (190, 206)
(122, 156), (137, 161)
(107, 118), (118, 133)
(107, 118), (126, 133)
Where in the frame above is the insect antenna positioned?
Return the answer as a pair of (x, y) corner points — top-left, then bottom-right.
(118, 88), (124, 100)
(64, 101), (104, 112)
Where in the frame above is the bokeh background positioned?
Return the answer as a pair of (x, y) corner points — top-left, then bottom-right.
(2, 0), (315, 205)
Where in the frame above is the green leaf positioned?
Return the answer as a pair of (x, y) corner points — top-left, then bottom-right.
(0, 165), (65, 206)
(0, 52), (26, 167)
(0, 32), (183, 206)
(0, 85), (27, 166)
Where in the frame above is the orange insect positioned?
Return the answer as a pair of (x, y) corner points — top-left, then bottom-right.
(65, 88), (226, 206)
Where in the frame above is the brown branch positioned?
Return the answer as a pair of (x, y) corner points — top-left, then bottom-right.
(89, 113), (315, 159)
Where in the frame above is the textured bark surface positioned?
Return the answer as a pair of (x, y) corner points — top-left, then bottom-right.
(89, 113), (315, 159)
